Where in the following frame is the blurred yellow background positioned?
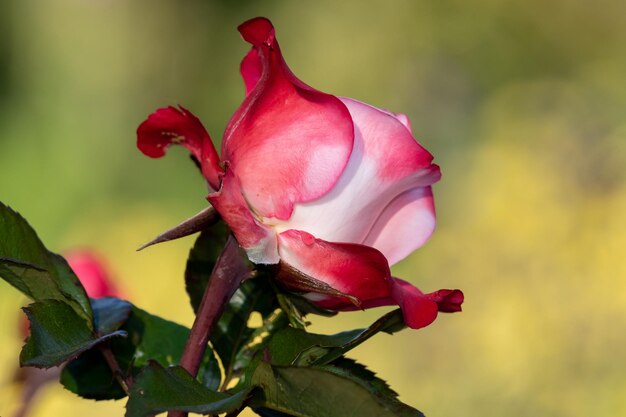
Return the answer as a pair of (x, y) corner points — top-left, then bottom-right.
(1, 1), (625, 416)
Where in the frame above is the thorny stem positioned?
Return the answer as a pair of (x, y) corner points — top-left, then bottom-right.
(168, 235), (251, 417)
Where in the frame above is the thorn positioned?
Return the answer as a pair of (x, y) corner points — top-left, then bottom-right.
(137, 206), (219, 251)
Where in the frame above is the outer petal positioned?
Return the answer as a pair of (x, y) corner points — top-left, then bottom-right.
(240, 48), (262, 96)
(137, 106), (222, 190)
(374, 107), (413, 133)
(274, 97), (440, 262)
(363, 186), (436, 266)
(277, 230), (392, 305)
(208, 168), (279, 264)
(393, 112), (412, 132)
(277, 230), (462, 329)
(222, 17), (354, 220)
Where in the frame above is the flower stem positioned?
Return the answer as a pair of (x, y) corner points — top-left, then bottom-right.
(168, 235), (250, 417)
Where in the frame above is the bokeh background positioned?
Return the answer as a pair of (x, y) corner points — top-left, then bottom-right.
(1, 1), (625, 416)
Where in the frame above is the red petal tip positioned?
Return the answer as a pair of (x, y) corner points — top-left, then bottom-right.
(238, 17), (276, 47)
(136, 105), (222, 189)
(428, 289), (464, 313)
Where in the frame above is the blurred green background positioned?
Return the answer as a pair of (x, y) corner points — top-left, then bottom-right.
(1, 1), (625, 416)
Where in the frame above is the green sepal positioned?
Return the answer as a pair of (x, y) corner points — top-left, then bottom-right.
(266, 309), (406, 367)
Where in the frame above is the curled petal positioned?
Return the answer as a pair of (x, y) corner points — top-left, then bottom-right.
(391, 279), (464, 329)
(276, 97), (440, 263)
(277, 230), (391, 305)
(277, 231), (462, 329)
(208, 169), (279, 264)
(223, 17), (354, 220)
(137, 106), (222, 190)
(389, 279), (438, 329)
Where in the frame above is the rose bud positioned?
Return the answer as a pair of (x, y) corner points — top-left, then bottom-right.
(63, 249), (120, 299)
(137, 17), (462, 329)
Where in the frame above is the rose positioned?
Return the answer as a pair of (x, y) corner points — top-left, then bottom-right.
(137, 17), (462, 329)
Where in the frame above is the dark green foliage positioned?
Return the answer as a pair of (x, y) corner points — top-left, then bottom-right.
(125, 361), (250, 417)
(321, 357), (398, 399)
(2, 201), (426, 416)
(266, 309), (406, 367)
(250, 362), (424, 417)
(199, 348), (222, 392)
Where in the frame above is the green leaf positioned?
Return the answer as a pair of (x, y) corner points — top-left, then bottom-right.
(266, 309), (406, 367)
(126, 361), (251, 417)
(211, 273), (281, 384)
(185, 223), (231, 314)
(250, 362), (424, 417)
(299, 309), (405, 366)
(0, 203), (92, 325)
(20, 300), (125, 368)
(321, 357), (398, 399)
